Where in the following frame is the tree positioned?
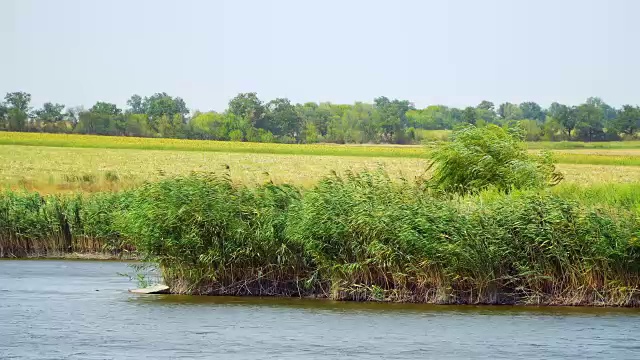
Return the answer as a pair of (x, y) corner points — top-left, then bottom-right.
(228, 92), (265, 128)
(265, 98), (302, 140)
(462, 106), (477, 125)
(123, 113), (153, 137)
(547, 102), (564, 120)
(296, 102), (332, 137)
(555, 105), (577, 139)
(229, 129), (243, 142)
(143, 92), (189, 121)
(0, 102), (8, 130)
(497, 102), (523, 121)
(575, 102), (604, 141)
(75, 111), (119, 135)
(519, 102), (545, 123)
(518, 119), (542, 141)
(157, 114), (186, 138)
(5, 92), (31, 113)
(614, 105), (640, 137)
(476, 101), (496, 123)
(126, 94), (145, 114)
(34, 102), (66, 132)
(90, 102), (122, 116)
(302, 122), (320, 143)
(477, 100), (495, 112)
(190, 111), (229, 140)
(34, 102), (65, 123)
(65, 106), (84, 127)
(542, 117), (564, 141)
(406, 105), (455, 130)
(586, 97), (616, 120)
(4, 92), (32, 131)
(374, 96), (413, 143)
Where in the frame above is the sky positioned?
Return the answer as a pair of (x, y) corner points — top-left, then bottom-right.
(1, 0), (639, 112)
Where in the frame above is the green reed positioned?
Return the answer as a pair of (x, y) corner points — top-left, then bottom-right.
(1, 172), (639, 306)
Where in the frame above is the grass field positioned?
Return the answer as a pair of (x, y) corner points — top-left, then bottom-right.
(3, 132), (640, 160)
(1, 132), (640, 192)
(3, 145), (640, 193)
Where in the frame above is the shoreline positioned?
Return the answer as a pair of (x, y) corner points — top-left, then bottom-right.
(0, 252), (138, 261)
(2, 256), (638, 307)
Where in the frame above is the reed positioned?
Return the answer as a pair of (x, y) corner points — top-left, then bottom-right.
(0, 190), (133, 257)
(119, 172), (640, 306)
(1, 172), (639, 306)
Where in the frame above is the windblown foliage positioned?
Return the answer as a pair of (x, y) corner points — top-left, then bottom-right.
(428, 125), (563, 193)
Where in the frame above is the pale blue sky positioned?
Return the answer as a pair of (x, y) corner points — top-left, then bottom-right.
(1, 0), (638, 112)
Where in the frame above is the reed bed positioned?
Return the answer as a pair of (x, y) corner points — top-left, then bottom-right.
(0, 191), (132, 257)
(3, 172), (639, 306)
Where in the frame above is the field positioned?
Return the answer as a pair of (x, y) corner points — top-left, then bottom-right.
(3, 145), (640, 193)
(2, 132), (640, 192)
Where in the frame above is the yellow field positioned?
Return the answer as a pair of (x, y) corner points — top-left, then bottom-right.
(2, 145), (640, 193)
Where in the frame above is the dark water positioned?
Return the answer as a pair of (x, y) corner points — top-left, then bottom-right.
(1, 261), (640, 359)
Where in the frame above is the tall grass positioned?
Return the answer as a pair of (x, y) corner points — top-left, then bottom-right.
(0, 190), (132, 257)
(119, 172), (640, 306)
(1, 172), (639, 306)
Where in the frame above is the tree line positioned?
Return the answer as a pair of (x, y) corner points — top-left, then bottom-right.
(1, 91), (639, 143)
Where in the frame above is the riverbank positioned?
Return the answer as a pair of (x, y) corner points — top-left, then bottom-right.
(3, 171), (640, 306)
(0, 252), (136, 260)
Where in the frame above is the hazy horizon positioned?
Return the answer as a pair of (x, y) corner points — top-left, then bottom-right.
(1, 0), (639, 112)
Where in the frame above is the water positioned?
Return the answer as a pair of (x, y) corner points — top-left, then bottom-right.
(1, 260), (640, 359)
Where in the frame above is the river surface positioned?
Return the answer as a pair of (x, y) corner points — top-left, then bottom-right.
(1, 260), (640, 359)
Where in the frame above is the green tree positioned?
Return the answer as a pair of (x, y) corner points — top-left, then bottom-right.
(477, 100), (494, 112)
(614, 105), (640, 137)
(497, 102), (523, 121)
(462, 106), (477, 125)
(5, 92), (32, 131)
(157, 114), (185, 138)
(296, 102), (333, 137)
(374, 96), (413, 143)
(476, 100), (496, 123)
(75, 111), (119, 135)
(575, 102), (604, 141)
(302, 122), (320, 143)
(229, 129), (244, 142)
(265, 98), (303, 140)
(518, 119), (543, 141)
(542, 116), (564, 141)
(34, 102), (66, 132)
(34, 102), (65, 123)
(0, 102), (7, 129)
(126, 94), (145, 114)
(90, 102), (122, 116)
(547, 102), (564, 119)
(143, 92), (189, 122)
(555, 104), (577, 139)
(228, 92), (265, 129)
(123, 113), (153, 137)
(190, 111), (229, 140)
(519, 102), (545, 123)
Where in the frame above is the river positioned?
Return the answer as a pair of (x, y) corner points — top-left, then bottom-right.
(1, 260), (639, 359)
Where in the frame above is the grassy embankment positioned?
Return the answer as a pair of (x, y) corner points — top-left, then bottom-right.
(2, 132), (640, 193)
(1, 172), (639, 306)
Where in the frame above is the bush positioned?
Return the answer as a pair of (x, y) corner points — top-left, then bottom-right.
(428, 125), (563, 193)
